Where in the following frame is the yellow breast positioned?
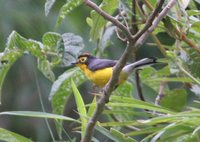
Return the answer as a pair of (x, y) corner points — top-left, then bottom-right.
(77, 64), (128, 87)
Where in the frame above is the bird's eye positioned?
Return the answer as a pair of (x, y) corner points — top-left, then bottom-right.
(79, 57), (87, 63)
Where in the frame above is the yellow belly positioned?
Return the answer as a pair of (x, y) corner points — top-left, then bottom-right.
(87, 67), (113, 87)
(78, 64), (128, 87)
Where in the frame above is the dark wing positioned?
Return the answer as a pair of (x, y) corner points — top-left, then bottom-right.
(88, 58), (117, 71)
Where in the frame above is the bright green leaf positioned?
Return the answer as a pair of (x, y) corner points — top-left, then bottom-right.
(42, 32), (62, 51)
(87, 97), (97, 118)
(0, 111), (77, 122)
(55, 0), (83, 29)
(71, 79), (87, 138)
(109, 96), (175, 114)
(0, 128), (33, 142)
(96, 126), (137, 142)
(49, 68), (85, 136)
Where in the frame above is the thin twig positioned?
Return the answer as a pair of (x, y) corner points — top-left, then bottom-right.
(135, 0), (176, 49)
(84, 0), (133, 40)
(155, 82), (166, 106)
(133, 0), (165, 40)
(151, 34), (167, 56)
(81, 1), (176, 142)
(144, 1), (200, 54)
(135, 69), (145, 101)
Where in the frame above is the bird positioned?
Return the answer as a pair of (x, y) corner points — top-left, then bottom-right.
(72, 53), (157, 87)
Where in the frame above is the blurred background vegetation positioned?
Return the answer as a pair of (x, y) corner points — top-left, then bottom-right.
(0, 0), (93, 141)
(0, 0), (200, 142)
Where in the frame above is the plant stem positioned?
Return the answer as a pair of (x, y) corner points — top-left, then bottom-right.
(82, 1), (176, 142)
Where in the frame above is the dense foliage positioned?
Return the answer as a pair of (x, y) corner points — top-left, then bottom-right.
(0, 0), (200, 142)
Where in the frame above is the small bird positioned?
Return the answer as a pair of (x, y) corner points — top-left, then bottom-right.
(72, 53), (157, 87)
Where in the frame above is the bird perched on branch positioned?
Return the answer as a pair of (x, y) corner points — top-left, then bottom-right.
(72, 53), (157, 87)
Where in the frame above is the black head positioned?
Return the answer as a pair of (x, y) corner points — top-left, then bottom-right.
(71, 53), (96, 65)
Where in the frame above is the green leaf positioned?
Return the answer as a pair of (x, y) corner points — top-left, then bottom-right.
(0, 31), (58, 103)
(38, 58), (55, 81)
(160, 89), (187, 111)
(49, 68), (85, 114)
(147, 77), (193, 83)
(111, 82), (135, 120)
(0, 128), (33, 142)
(109, 96), (176, 114)
(49, 68), (85, 136)
(113, 81), (133, 97)
(87, 97), (97, 117)
(0, 51), (22, 104)
(98, 25), (115, 51)
(96, 126), (137, 142)
(126, 126), (165, 137)
(110, 128), (137, 142)
(42, 32), (62, 51)
(45, 0), (56, 16)
(5, 31), (55, 81)
(71, 79), (87, 138)
(0, 111), (77, 122)
(55, 0), (83, 29)
(187, 10), (200, 16)
(87, 0), (118, 41)
(61, 33), (84, 66)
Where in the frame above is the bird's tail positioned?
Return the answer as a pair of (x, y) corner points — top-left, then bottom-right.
(122, 57), (157, 75)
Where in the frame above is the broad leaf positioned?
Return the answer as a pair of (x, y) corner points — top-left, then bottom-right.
(160, 89), (187, 111)
(61, 33), (84, 66)
(55, 0), (83, 29)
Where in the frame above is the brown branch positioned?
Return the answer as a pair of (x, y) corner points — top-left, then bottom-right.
(144, 1), (200, 54)
(81, 0), (176, 142)
(178, 30), (200, 54)
(131, 0), (138, 34)
(133, 0), (165, 40)
(135, 0), (176, 49)
(84, 0), (133, 40)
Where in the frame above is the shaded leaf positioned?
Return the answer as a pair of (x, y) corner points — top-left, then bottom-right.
(61, 33), (84, 66)
(96, 126), (137, 142)
(160, 89), (187, 111)
(190, 84), (200, 97)
(99, 25), (115, 52)
(45, 0), (56, 16)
